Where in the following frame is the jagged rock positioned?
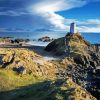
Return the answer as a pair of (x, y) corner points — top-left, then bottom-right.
(45, 39), (58, 51)
(2, 53), (15, 68)
(10, 39), (30, 44)
(0, 55), (3, 65)
(45, 33), (100, 99)
(89, 61), (97, 68)
(14, 66), (26, 75)
(38, 36), (54, 42)
(74, 56), (86, 65)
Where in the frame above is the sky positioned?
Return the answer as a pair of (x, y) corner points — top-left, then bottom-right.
(0, 0), (100, 32)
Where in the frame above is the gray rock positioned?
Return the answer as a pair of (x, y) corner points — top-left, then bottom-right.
(38, 36), (54, 42)
(73, 56), (85, 65)
(0, 55), (3, 65)
(14, 66), (26, 74)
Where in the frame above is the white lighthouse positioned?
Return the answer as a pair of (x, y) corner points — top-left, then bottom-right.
(70, 22), (76, 34)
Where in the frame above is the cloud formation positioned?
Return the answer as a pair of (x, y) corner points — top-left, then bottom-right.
(0, 0), (100, 32)
(29, 0), (100, 32)
(30, 0), (88, 30)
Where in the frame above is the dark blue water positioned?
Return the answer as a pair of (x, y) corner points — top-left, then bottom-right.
(0, 32), (100, 44)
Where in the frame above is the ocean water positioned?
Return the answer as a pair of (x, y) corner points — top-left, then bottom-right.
(0, 32), (100, 45)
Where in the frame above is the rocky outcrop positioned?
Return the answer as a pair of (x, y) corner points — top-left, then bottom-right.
(38, 36), (54, 42)
(45, 33), (90, 56)
(2, 53), (15, 68)
(45, 37), (65, 55)
(71, 46), (100, 99)
(0, 37), (30, 44)
(10, 39), (30, 44)
(45, 33), (100, 99)
(0, 55), (3, 65)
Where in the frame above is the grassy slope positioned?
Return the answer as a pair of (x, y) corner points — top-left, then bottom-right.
(0, 69), (46, 91)
(0, 77), (96, 100)
(0, 48), (57, 91)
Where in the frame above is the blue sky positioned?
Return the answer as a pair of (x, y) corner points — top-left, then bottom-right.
(0, 0), (100, 32)
(57, 1), (100, 19)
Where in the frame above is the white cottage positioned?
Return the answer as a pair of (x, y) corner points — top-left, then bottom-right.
(70, 22), (76, 34)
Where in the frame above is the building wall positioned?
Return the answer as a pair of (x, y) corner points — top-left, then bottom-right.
(70, 23), (76, 34)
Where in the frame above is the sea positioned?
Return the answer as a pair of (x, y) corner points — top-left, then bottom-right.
(0, 32), (100, 46)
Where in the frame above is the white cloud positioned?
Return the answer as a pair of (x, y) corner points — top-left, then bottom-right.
(77, 19), (100, 26)
(78, 26), (100, 32)
(75, 19), (100, 32)
(30, 0), (87, 30)
(32, 0), (87, 13)
(29, 0), (100, 32)
(0, 0), (100, 32)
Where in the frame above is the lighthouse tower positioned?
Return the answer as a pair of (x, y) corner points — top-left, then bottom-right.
(70, 22), (76, 34)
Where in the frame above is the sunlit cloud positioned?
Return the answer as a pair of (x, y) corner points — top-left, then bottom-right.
(30, 0), (87, 30)
(77, 19), (100, 26)
(29, 0), (100, 32)
(78, 26), (100, 32)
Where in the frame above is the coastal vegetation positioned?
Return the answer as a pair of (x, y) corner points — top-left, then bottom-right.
(0, 33), (99, 100)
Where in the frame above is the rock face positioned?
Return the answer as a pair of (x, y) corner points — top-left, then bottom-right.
(0, 37), (29, 44)
(10, 39), (30, 44)
(45, 33), (100, 99)
(2, 53), (15, 68)
(0, 55), (3, 65)
(13, 66), (26, 74)
(72, 46), (100, 99)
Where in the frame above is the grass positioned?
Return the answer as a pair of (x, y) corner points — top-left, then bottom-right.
(0, 48), (57, 92)
(0, 37), (96, 100)
(0, 69), (47, 91)
(0, 77), (95, 100)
